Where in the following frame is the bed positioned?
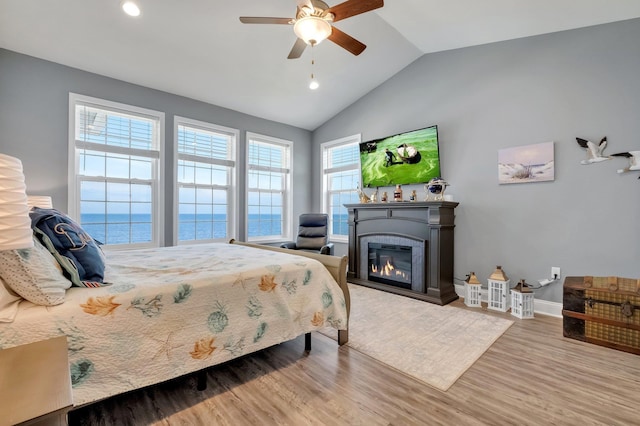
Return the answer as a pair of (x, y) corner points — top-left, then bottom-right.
(0, 239), (349, 407)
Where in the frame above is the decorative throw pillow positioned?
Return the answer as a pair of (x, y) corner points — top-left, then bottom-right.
(0, 276), (22, 322)
(0, 236), (71, 306)
(29, 207), (108, 288)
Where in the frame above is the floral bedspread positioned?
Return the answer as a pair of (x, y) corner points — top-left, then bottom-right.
(0, 243), (348, 406)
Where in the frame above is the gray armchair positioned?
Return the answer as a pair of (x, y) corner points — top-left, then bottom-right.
(280, 213), (334, 255)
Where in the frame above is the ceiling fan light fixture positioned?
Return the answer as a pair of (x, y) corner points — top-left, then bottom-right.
(293, 16), (332, 45)
(121, 0), (141, 17)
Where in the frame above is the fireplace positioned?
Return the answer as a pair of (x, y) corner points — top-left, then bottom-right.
(368, 243), (412, 289)
(345, 201), (459, 305)
(360, 234), (425, 292)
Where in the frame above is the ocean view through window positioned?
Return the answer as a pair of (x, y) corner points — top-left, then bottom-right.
(69, 93), (163, 247)
(81, 213), (346, 244)
(246, 133), (292, 241)
(81, 213), (286, 244)
(176, 117), (237, 243)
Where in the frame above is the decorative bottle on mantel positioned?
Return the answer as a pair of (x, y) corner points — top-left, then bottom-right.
(370, 187), (379, 203)
(394, 184), (403, 202)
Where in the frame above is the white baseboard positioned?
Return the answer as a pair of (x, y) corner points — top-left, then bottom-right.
(532, 298), (563, 318)
(454, 284), (562, 318)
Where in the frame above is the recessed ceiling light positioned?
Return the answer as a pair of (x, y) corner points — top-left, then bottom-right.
(121, 0), (141, 17)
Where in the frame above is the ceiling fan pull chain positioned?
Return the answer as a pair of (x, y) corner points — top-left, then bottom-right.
(309, 42), (319, 90)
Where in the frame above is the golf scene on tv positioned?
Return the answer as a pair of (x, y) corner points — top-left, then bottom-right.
(359, 125), (441, 187)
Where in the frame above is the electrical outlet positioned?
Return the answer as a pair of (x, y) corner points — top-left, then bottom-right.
(552, 267), (561, 280)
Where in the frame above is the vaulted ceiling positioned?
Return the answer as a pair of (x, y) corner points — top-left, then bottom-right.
(2, 1), (640, 130)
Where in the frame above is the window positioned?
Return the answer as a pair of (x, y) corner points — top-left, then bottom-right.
(68, 93), (164, 247)
(175, 117), (238, 244)
(321, 135), (361, 241)
(246, 133), (292, 242)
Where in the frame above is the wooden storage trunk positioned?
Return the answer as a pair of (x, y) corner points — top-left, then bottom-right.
(563, 276), (640, 355)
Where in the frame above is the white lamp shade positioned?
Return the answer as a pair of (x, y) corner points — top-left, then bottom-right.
(0, 154), (34, 251)
(27, 195), (53, 210)
(294, 16), (332, 45)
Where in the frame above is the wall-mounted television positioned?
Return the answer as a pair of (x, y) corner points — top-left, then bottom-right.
(359, 125), (440, 187)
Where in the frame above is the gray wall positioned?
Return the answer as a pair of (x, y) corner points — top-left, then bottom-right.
(313, 18), (640, 303)
(0, 48), (312, 246)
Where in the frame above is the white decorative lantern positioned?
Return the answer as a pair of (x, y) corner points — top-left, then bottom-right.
(464, 272), (482, 308)
(487, 265), (510, 312)
(0, 154), (34, 251)
(510, 279), (535, 319)
(27, 195), (53, 210)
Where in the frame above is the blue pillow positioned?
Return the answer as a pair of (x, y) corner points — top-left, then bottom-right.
(29, 208), (108, 288)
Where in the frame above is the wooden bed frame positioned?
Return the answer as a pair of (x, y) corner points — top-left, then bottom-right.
(229, 239), (349, 346)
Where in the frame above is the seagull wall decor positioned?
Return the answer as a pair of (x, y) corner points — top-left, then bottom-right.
(611, 150), (640, 178)
(575, 137), (610, 165)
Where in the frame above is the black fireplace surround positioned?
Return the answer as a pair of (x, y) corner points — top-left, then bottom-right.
(345, 201), (459, 305)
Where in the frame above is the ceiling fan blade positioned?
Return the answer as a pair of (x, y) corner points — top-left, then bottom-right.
(326, 0), (384, 23)
(328, 27), (366, 56)
(239, 17), (292, 25)
(287, 38), (307, 59)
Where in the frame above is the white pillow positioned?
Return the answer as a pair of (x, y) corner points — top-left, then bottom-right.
(0, 276), (22, 322)
(0, 237), (71, 306)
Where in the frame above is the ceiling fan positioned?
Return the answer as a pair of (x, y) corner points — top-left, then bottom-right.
(239, 0), (384, 59)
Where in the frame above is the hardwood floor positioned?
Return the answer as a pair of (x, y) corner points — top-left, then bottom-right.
(68, 300), (640, 425)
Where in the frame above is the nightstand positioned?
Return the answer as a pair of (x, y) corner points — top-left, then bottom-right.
(0, 336), (73, 426)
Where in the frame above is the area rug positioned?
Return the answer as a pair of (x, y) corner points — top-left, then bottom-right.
(320, 284), (513, 391)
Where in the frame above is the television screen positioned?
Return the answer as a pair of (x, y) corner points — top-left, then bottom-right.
(359, 125), (440, 187)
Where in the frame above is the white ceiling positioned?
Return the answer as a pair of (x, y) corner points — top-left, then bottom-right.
(2, 1), (640, 131)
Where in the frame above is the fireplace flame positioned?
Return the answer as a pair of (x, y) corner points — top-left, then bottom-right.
(372, 259), (409, 280)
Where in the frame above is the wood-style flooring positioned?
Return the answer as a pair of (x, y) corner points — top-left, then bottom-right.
(68, 299), (640, 425)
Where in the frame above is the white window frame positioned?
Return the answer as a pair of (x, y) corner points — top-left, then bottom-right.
(245, 132), (293, 243)
(68, 93), (165, 249)
(321, 134), (361, 242)
(173, 116), (239, 245)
